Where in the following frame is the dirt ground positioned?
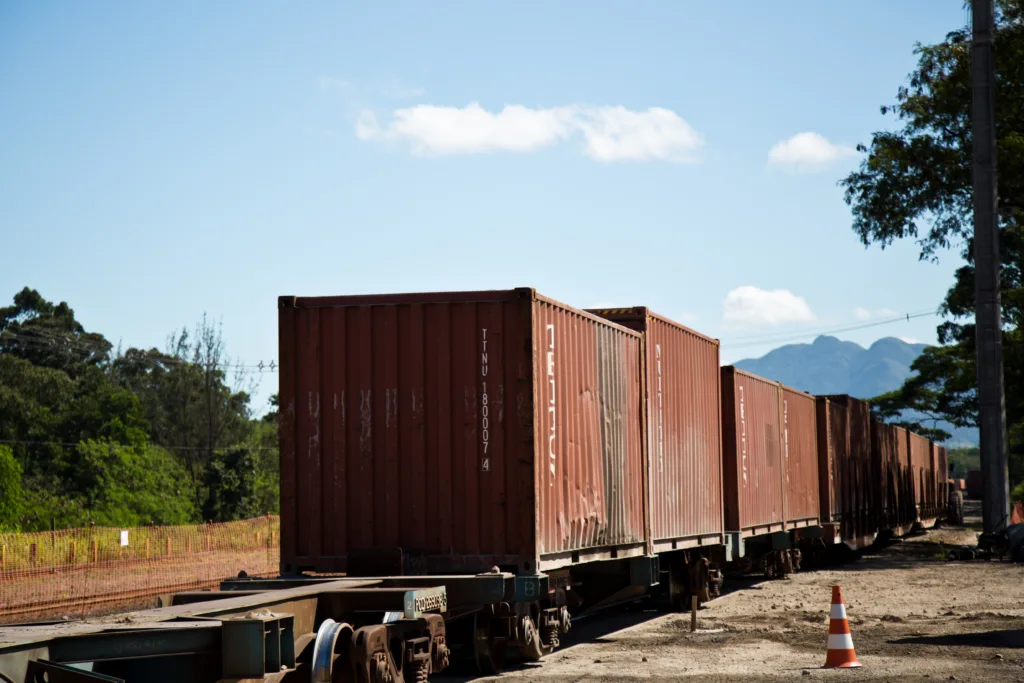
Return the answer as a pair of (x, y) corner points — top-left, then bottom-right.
(446, 501), (1024, 682)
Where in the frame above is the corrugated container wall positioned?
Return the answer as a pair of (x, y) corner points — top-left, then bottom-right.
(720, 367), (785, 535)
(588, 308), (724, 552)
(907, 431), (932, 515)
(872, 422), (913, 530)
(780, 387), (820, 525)
(818, 396), (877, 543)
(277, 288), (647, 576)
(936, 445), (948, 514)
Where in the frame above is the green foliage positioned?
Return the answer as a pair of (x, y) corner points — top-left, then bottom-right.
(0, 287), (112, 377)
(947, 447), (980, 478)
(0, 446), (23, 531)
(846, 2), (1024, 488)
(0, 288), (279, 531)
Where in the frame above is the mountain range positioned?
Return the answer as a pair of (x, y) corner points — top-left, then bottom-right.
(733, 335), (978, 446)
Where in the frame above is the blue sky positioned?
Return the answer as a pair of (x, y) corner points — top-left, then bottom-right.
(1, 2), (970, 414)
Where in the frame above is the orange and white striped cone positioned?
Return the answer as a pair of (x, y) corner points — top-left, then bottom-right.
(824, 585), (861, 668)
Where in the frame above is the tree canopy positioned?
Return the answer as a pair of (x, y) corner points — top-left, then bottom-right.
(0, 288), (279, 531)
(840, 0), (1024, 485)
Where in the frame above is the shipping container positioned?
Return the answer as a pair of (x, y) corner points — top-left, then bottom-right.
(871, 422), (914, 531)
(935, 444), (949, 517)
(816, 396), (877, 546)
(907, 431), (933, 521)
(780, 386), (820, 527)
(277, 288), (648, 575)
(587, 308), (725, 552)
(720, 367), (786, 536)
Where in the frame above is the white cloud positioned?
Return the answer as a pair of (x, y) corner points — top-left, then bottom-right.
(722, 286), (815, 328)
(767, 132), (856, 173)
(854, 306), (901, 321)
(899, 336), (921, 344)
(356, 103), (704, 162)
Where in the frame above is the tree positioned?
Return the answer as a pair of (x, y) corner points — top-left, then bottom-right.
(839, 0), (1024, 482)
(0, 287), (275, 530)
(112, 315), (258, 513)
(0, 446), (23, 531)
(0, 287), (112, 378)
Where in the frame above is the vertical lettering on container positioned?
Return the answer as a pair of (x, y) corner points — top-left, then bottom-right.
(782, 399), (790, 485)
(480, 328), (490, 472)
(656, 343), (664, 474)
(739, 385), (748, 484)
(546, 324), (556, 479)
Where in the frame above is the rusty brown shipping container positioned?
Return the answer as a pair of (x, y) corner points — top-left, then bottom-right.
(780, 386), (820, 526)
(588, 308), (725, 552)
(871, 422), (914, 531)
(907, 431), (933, 520)
(277, 288), (648, 575)
(935, 444), (949, 516)
(816, 396), (877, 546)
(720, 367), (786, 536)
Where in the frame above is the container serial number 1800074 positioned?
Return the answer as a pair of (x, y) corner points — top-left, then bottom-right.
(481, 328), (490, 472)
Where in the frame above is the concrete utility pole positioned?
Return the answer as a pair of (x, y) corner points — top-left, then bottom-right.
(971, 0), (1010, 536)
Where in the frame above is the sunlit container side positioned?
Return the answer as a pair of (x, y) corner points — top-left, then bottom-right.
(277, 288), (647, 576)
(907, 431), (933, 523)
(780, 386), (820, 527)
(815, 397), (835, 526)
(588, 308), (725, 553)
(896, 426), (913, 527)
(871, 421), (913, 533)
(935, 444), (948, 520)
(871, 420), (896, 530)
(817, 395), (877, 547)
(720, 367), (785, 536)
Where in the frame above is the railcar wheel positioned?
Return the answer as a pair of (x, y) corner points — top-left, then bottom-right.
(311, 618), (355, 683)
(473, 609), (507, 674)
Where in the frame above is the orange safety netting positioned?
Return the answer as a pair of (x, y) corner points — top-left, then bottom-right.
(0, 515), (279, 623)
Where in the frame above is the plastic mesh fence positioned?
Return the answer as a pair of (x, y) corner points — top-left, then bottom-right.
(0, 515), (279, 623)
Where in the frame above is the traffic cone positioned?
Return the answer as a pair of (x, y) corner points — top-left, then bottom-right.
(824, 585), (861, 668)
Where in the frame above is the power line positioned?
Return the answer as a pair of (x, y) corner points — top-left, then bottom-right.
(721, 309), (941, 350)
(0, 328), (278, 372)
(722, 307), (938, 343)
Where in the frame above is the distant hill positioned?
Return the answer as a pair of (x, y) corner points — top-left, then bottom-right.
(733, 335), (978, 446)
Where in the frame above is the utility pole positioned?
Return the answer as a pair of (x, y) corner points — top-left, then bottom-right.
(971, 0), (1010, 537)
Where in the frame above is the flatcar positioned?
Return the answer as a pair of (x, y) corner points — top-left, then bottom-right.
(0, 286), (950, 683)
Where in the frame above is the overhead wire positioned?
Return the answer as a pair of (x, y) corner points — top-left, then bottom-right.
(721, 309), (942, 350)
(0, 327), (277, 372)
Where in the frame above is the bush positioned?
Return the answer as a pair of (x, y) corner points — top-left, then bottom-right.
(0, 445), (23, 531)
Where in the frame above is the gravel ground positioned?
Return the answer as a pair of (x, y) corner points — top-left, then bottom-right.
(445, 501), (1024, 682)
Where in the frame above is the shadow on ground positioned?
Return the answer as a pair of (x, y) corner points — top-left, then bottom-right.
(890, 629), (1024, 649)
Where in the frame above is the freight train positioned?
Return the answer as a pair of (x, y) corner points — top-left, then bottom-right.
(0, 287), (949, 683)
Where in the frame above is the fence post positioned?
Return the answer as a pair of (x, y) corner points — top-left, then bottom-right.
(166, 537), (172, 557)
(92, 539), (98, 564)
